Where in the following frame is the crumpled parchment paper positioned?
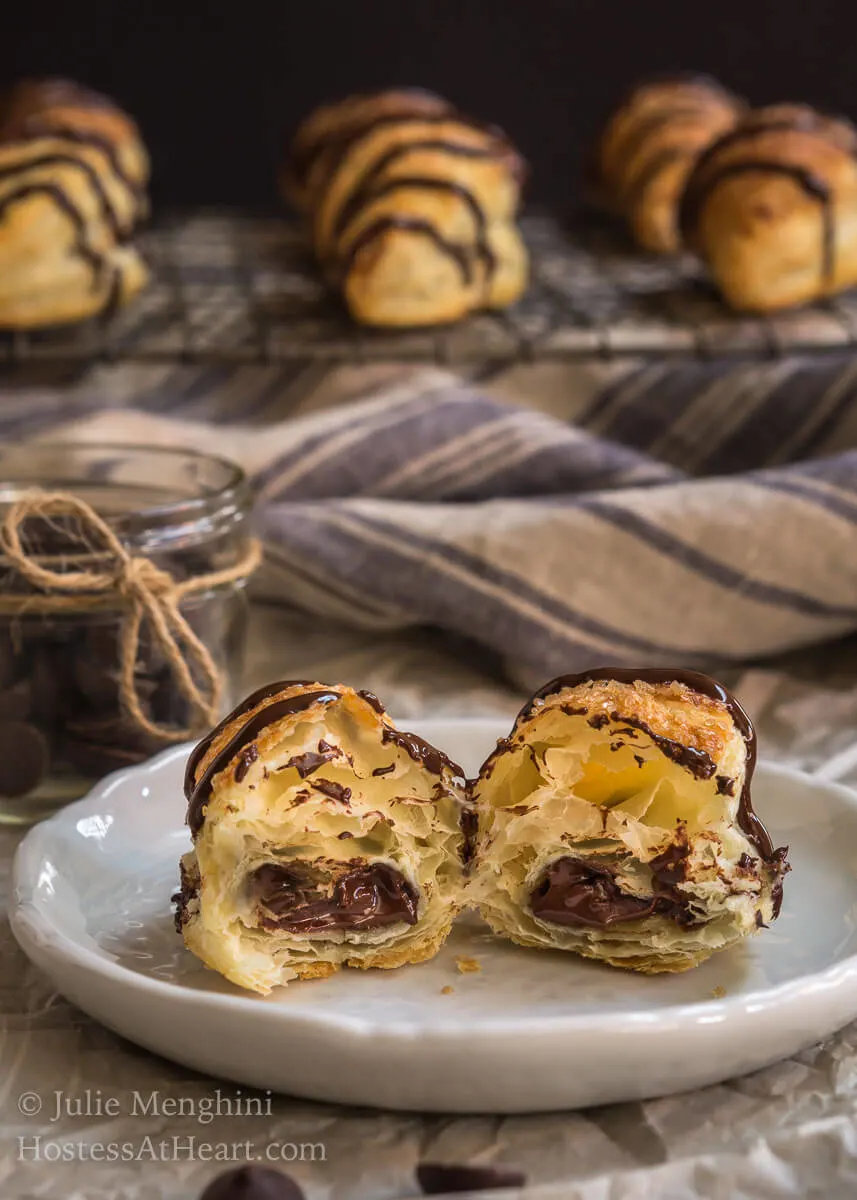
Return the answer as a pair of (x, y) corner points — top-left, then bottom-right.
(3, 606), (857, 1200)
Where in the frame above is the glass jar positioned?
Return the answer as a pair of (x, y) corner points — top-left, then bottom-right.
(0, 444), (256, 824)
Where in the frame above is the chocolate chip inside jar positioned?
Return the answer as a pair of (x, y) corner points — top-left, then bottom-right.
(250, 859), (419, 934)
(529, 854), (702, 929)
(0, 445), (257, 824)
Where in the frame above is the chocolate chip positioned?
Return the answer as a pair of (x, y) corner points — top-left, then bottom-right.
(0, 676), (33, 721)
(198, 1166), (305, 1200)
(0, 721), (48, 797)
(0, 524), (245, 804)
(417, 1164), (527, 1194)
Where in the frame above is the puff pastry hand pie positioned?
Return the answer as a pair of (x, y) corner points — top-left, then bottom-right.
(283, 89), (529, 327)
(592, 74), (745, 255)
(0, 78), (149, 329)
(468, 668), (788, 974)
(176, 681), (471, 994)
(680, 103), (857, 311)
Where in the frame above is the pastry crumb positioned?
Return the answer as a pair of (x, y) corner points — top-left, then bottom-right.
(711, 985), (727, 999)
(441, 985), (454, 995)
(455, 956), (482, 975)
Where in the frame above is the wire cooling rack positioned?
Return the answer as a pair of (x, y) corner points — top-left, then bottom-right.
(4, 210), (857, 365)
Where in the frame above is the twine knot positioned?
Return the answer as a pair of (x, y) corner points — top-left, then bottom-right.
(0, 489), (262, 743)
(116, 555), (175, 601)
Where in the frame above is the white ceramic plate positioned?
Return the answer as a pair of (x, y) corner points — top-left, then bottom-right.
(11, 718), (857, 1114)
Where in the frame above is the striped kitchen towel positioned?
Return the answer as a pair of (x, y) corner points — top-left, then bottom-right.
(19, 351), (857, 686)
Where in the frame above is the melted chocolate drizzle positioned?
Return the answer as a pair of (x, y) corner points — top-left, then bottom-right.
(0, 151), (123, 238)
(334, 176), (495, 280)
(338, 214), (473, 286)
(330, 138), (502, 241)
(679, 111), (857, 283)
(184, 682), (337, 834)
(0, 181), (104, 278)
(357, 688), (386, 714)
(290, 95), (524, 295)
(0, 119), (143, 199)
(520, 667), (780, 865)
(185, 681), (462, 835)
(380, 725), (464, 778)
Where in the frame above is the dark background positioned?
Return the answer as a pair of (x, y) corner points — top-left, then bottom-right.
(3, 1), (853, 211)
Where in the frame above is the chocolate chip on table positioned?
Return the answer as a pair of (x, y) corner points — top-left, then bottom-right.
(417, 1163), (527, 1194)
(198, 1165), (306, 1200)
(0, 721), (48, 797)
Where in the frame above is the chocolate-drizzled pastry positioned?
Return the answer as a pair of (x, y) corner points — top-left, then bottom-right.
(0, 78), (149, 329)
(468, 669), (788, 974)
(680, 103), (857, 311)
(177, 680), (471, 994)
(592, 74), (745, 254)
(282, 89), (529, 326)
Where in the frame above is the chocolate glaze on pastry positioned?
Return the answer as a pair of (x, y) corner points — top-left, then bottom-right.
(680, 103), (857, 310)
(592, 75), (745, 254)
(0, 77), (149, 329)
(470, 667), (788, 974)
(283, 89), (529, 326)
(521, 666), (778, 864)
(178, 680), (468, 993)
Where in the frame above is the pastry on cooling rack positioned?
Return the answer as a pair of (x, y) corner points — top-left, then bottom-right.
(592, 74), (745, 255)
(680, 103), (857, 311)
(282, 89), (529, 326)
(177, 680), (471, 994)
(467, 668), (788, 974)
(0, 78), (149, 329)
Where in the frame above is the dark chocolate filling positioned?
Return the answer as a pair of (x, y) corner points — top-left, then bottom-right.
(251, 860), (418, 933)
(530, 853), (699, 929)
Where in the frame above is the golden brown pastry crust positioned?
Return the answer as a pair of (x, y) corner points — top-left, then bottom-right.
(680, 103), (857, 311)
(469, 668), (787, 975)
(0, 78), (149, 329)
(178, 680), (470, 994)
(593, 74), (745, 254)
(283, 89), (529, 327)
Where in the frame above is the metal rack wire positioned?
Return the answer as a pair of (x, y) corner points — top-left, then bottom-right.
(4, 210), (857, 366)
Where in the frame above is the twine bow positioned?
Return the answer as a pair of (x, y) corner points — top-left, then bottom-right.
(0, 490), (262, 742)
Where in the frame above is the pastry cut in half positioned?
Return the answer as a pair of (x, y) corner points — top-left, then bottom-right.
(468, 668), (788, 974)
(176, 681), (471, 994)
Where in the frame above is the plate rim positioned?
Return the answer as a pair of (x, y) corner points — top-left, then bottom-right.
(11, 724), (857, 1042)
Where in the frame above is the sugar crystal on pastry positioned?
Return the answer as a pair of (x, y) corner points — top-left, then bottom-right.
(177, 681), (470, 994)
(468, 668), (788, 974)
